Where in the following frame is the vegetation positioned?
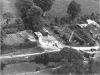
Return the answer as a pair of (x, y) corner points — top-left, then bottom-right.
(2, 12), (14, 25)
(26, 6), (43, 31)
(14, 18), (25, 31)
(59, 47), (85, 74)
(2, 18), (24, 34)
(67, 0), (81, 21)
(34, 47), (87, 74)
(15, 0), (44, 31)
(1, 42), (38, 54)
(33, 0), (55, 16)
(60, 47), (84, 62)
(0, 28), (6, 43)
(1, 0), (100, 74)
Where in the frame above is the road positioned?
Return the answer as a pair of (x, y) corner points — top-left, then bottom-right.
(0, 44), (100, 60)
(0, 29), (100, 60)
(0, 48), (60, 60)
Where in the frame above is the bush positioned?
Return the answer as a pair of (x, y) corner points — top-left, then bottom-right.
(3, 18), (24, 33)
(54, 30), (59, 35)
(62, 34), (66, 40)
(51, 26), (54, 30)
(60, 47), (84, 62)
(36, 47), (44, 52)
(34, 53), (49, 65)
(4, 28), (19, 34)
(1, 42), (38, 54)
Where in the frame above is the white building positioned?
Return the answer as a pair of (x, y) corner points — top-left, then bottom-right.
(34, 31), (62, 49)
(77, 19), (100, 28)
(77, 24), (88, 28)
(87, 19), (100, 28)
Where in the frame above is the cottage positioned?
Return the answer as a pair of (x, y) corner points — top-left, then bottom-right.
(39, 35), (57, 46)
(87, 19), (100, 28)
(77, 24), (88, 28)
(34, 31), (62, 49)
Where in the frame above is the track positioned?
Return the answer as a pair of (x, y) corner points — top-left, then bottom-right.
(0, 44), (100, 60)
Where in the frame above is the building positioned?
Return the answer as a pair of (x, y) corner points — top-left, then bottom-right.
(18, 30), (36, 42)
(39, 35), (58, 47)
(87, 19), (100, 28)
(34, 31), (62, 49)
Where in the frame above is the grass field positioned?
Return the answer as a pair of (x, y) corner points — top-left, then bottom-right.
(0, 0), (99, 21)
(48, 0), (99, 18)
(0, 0), (19, 25)
(3, 34), (25, 45)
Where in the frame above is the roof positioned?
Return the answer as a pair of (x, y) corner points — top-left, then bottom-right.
(40, 36), (57, 42)
(87, 19), (100, 28)
(34, 32), (43, 37)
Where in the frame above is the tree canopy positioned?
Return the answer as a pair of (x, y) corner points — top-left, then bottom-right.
(15, 0), (34, 17)
(33, 0), (55, 12)
(67, 0), (81, 21)
(34, 53), (49, 65)
(2, 12), (14, 24)
(59, 47), (85, 74)
(0, 27), (6, 43)
(60, 47), (84, 62)
(15, 0), (43, 31)
(26, 6), (43, 31)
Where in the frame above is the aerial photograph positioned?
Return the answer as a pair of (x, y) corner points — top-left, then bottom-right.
(0, 0), (100, 75)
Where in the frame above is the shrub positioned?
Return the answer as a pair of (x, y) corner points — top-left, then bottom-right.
(62, 34), (66, 40)
(1, 42), (37, 54)
(51, 26), (54, 30)
(54, 30), (59, 35)
(36, 47), (44, 52)
(4, 28), (19, 34)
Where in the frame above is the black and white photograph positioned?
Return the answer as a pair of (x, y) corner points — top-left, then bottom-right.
(0, 0), (100, 75)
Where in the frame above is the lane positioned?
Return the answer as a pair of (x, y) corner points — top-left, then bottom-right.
(0, 48), (60, 60)
(0, 27), (100, 60)
(0, 44), (100, 60)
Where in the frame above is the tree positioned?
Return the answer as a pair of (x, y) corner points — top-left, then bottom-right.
(34, 53), (49, 65)
(91, 12), (95, 20)
(48, 52), (62, 63)
(15, 0), (43, 31)
(15, 18), (25, 30)
(87, 57), (95, 74)
(35, 67), (40, 71)
(0, 28), (6, 43)
(59, 47), (85, 74)
(15, 0), (34, 17)
(60, 47), (84, 62)
(15, 0), (35, 29)
(3, 12), (13, 25)
(1, 63), (6, 75)
(67, 0), (81, 21)
(26, 6), (43, 31)
(33, 0), (55, 16)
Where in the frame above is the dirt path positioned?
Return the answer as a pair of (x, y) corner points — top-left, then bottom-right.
(0, 44), (100, 60)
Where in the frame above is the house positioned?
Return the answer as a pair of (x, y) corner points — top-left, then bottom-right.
(77, 24), (88, 28)
(77, 19), (100, 29)
(39, 35), (57, 46)
(34, 31), (62, 49)
(87, 19), (100, 28)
